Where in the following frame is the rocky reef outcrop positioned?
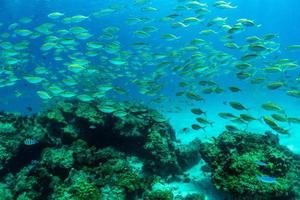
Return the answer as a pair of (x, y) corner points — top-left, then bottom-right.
(2, 100), (299, 200)
(199, 131), (300, 200)
(0, 100), (202, 200)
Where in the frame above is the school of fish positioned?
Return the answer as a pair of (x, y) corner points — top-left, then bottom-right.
(0, 0), (300, 136)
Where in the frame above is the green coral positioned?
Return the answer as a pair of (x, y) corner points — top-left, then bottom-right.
(0, 183), (13, 200)
(0, 145), (10, 170)
(144, 189), (174, 200)
(97, 155), (147, 194)
(144, 130), (181, 175)
(117, 171), (144, 192)
(75, 102), (104, 124)
(200, 131), (299, 199)
(41, 146), (74, 169)
(16, 192), (36, 200)
(46, 108), (65, 122)
(10, 165), (52, 200)
(100, 185), (126, 200)
(0, 122), (16, 135)
(52, 170), (101, 200)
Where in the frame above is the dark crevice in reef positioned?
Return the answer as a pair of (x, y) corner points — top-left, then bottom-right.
(5, 143), (44, 174)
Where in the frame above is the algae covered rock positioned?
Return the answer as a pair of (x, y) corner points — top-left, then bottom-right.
(200, 131), (300, 200)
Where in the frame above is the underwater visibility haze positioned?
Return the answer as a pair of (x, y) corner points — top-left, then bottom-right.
(0, 0), (300, 199)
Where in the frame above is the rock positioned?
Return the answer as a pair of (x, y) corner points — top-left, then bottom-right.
(199, 131), (300, 200)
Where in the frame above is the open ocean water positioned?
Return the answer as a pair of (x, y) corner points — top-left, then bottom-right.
(0, 0), (300, 199)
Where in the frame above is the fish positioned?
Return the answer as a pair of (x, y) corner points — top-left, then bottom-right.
(191, 108), (206, 115)
(214, 1), (237, 9)
(224, 42), (240, 49)
(70, 15), (89, 23)
(15, 29), (33, 37)
(228, 86), (241, 92)
(286, 90), (300, 98)
(239, 114), (257, 122)
(263, 116), (289, 135)
(218, 112), (238, 120)
(263, 116), (280, 128)
(77, 94), (94, 102)
(196, 117), (213, 126)
(271, 114), (288, 122)
(229, 102), (248, 111)
(256, 176), (277, 184)
(24, 138), (39, 146)
(225, 125), (239, 132)
(250, 77), (266, 84)
(236, 71), (252, 80)
(266, 82), (285, 90)
(89, 125), (97, 129)
(48, 12), (64, 19)
(24, 76), (44, 84)
(288, 117), (300, 124)
(238, 18), (257, 27)
(37, 91), (52, 100)
(183, 17), (202, 24)
(287, 44), (300, 50)
(191, 124), (206, 131)
(171, 22), (189, 29)
(186, 92), (205, 101)
(160, 34), (181, 41)
(255, 161), (268, 167)
(263, 34), (278, 40)
(261, 103), (284, 112)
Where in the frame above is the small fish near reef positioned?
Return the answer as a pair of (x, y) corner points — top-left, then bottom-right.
(255, 160), (268, 167)
(256, 175), (277, 184)
(24, 138), (39, 146)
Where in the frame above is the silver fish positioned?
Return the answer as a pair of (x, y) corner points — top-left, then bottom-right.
(24, 138), (39, 146)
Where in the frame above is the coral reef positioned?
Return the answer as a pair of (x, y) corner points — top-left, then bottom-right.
(180, 193), (205, 200)
(2, 100), (299, 199)
(175, 139), (202, 171)
(200, 131), (300, 200)
(0, 100), (201, 199)
(144, 189), (174, 200)
(38, 100), (183, 175)
(0, 182), (13, 200)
